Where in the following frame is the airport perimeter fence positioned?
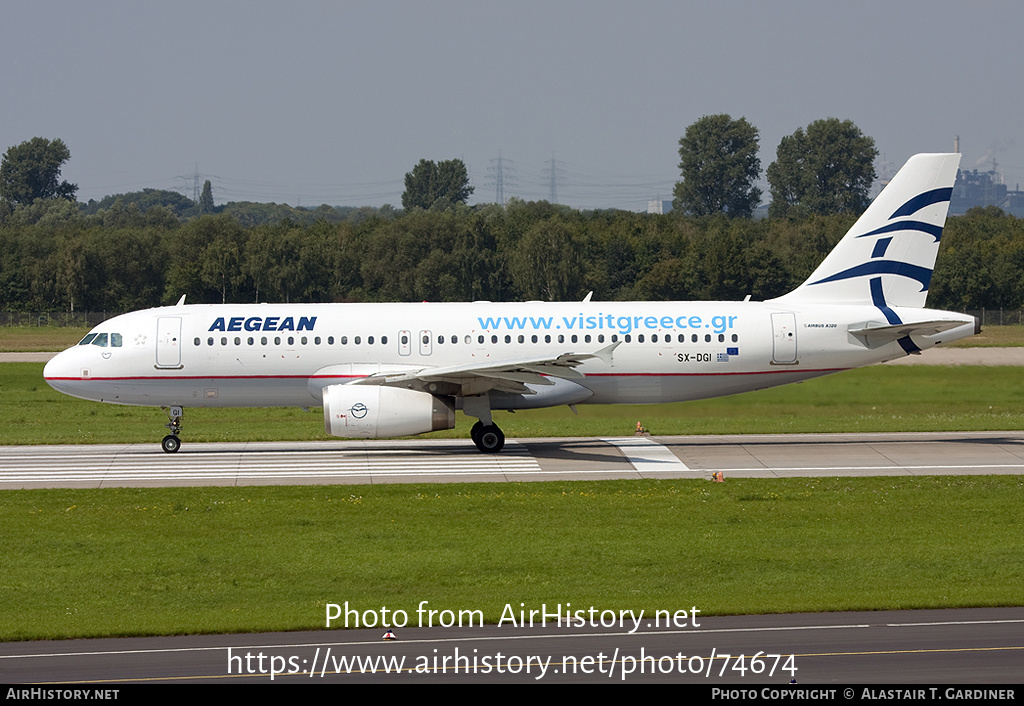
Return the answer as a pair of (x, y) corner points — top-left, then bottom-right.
(3, 309), (1024, 328)
(1, 311), (125, 328)
(964, 310), (1024, 326)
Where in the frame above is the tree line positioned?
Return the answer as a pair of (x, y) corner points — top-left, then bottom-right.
(2, 131), (1022, 316)
(1, 198), (1021, 314)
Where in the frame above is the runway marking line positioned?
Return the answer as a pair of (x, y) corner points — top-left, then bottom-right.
(13, 616), (1024, 661)
(601, 437), (694, 474)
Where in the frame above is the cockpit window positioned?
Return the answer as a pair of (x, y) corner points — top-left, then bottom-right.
(78, 332), (123, 348)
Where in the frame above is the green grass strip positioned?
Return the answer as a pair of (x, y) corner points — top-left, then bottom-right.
(2, 477), (1021, 641)
(6, 363), (1024, 444)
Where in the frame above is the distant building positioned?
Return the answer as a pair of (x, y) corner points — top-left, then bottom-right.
(647, 199), (673, 214)
(950, 168), (1024, 217)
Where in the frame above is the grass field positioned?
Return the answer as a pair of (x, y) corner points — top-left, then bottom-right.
(5, 362), (1024, 445)
(0, 326), (90, 352)
(3, 476), (1021, 641)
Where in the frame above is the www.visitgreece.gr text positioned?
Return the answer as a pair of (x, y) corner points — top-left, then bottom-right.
(477, 313), (739, 336)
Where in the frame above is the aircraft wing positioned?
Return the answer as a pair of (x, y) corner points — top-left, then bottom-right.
(848, 320), (968, 347)
(352, 342), (620, 395)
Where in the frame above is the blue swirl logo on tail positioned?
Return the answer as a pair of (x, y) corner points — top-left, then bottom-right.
(809, 188), (951, 292)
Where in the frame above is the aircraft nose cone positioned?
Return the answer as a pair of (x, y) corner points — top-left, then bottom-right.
(43, 351), (78, 395)
(42, 353), (60, 382)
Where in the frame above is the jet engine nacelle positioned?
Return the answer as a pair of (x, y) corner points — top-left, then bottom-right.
(322, 384), (455, 439)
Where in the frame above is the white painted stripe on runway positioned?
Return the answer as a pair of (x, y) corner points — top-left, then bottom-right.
(0, 441), (545, 486)
(601, 437), (694, 474)
(717, 464), (1024, 474)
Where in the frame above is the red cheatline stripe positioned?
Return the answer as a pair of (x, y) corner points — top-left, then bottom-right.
(45, 368), (849, 383)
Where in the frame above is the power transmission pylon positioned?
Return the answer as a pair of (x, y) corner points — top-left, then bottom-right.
(543, 153), (564, 203)
(487, 150), (516, 205)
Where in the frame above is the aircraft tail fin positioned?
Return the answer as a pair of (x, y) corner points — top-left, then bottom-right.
(775, 153), (960, 308)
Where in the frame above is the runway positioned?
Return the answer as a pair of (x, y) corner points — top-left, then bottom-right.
(3, 431), (1024, 488)
(3, 607), (1022, 683)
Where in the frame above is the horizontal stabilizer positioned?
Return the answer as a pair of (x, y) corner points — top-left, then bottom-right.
(848, 319), (967, 347)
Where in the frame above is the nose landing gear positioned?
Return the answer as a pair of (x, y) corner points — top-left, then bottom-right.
(161, 406), (183, 453)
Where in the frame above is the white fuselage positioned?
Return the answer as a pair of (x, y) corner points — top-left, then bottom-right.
(42, 299), (976, 410)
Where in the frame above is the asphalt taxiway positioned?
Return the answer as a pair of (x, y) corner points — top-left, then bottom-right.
(3, 607), (1022, 684)
(3, 431), (1024, 488)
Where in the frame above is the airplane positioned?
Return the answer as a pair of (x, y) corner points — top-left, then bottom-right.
(44, 153), (977, 454)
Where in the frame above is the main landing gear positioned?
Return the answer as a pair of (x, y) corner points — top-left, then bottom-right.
(161, 406), (183, 453)
(470, 420), (505, 453)
(464, 395), (505, 453)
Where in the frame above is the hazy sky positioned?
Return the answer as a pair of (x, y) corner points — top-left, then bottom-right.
(4, 1), (1022, 210)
